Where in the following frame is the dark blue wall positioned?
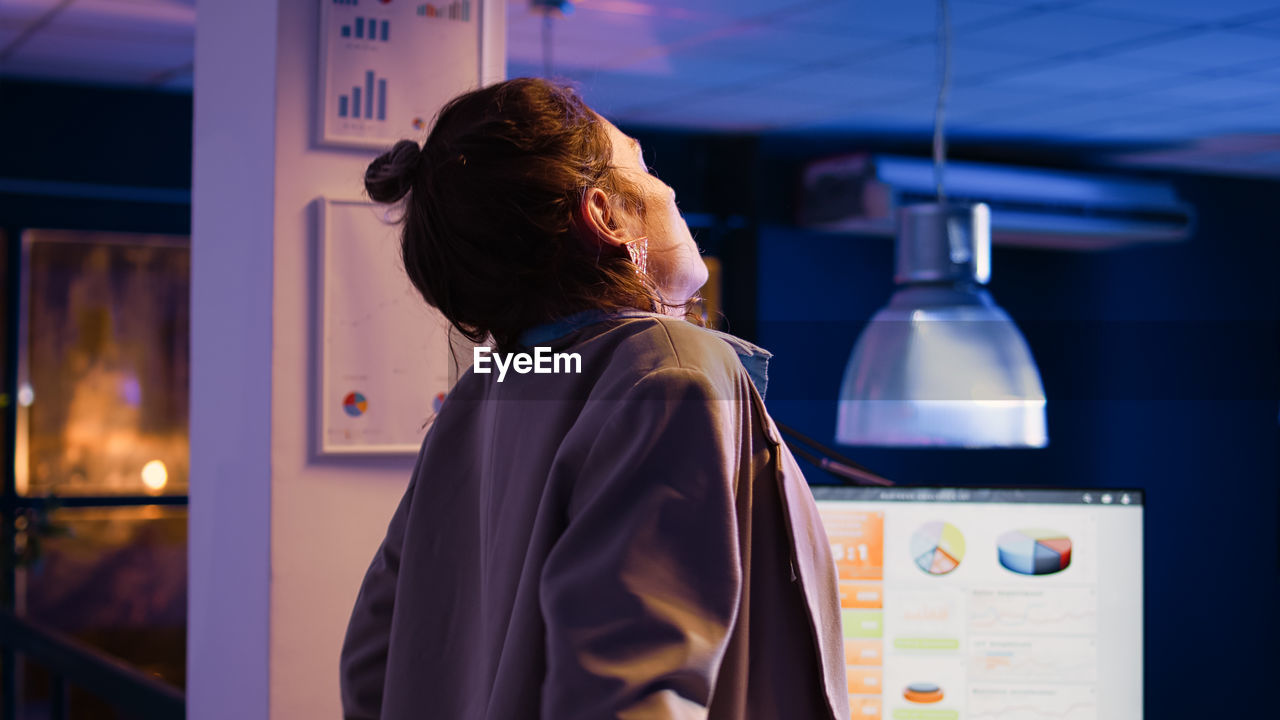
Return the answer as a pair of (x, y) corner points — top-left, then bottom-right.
(0, 78), (192, 234)
(754, 151), (1280, 716)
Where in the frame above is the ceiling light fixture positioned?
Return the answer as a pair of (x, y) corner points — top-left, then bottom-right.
(834, 0), (1047, 448)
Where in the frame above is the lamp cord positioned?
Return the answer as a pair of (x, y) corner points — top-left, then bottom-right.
(775, 422), (895, 487)
(933, 0), (952, 202)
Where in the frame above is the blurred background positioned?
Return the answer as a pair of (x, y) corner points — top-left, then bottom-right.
(0, 0), (1276, 718)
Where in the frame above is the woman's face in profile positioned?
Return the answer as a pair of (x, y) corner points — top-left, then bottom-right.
(601, 118), (709, 308)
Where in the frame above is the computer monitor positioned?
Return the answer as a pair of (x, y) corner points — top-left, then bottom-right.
(812, 486), (1143, 720)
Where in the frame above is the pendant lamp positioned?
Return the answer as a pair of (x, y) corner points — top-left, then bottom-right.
(835, 203), (1047, 447)
(834, 0), (1046, 448)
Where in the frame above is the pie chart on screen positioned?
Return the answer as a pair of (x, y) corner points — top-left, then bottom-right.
(343, 392), (368, 417)
(910, 521), (965, 575)
(904, 683), (944, 704)
(997, 528), (1072, 575)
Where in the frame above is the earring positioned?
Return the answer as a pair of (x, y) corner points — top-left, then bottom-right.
(623, 236), (648, 275)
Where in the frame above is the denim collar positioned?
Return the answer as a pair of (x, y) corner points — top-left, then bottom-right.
(518, 308), (773, 400)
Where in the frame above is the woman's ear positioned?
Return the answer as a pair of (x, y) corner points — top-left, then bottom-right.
(577, 187), (629, 248)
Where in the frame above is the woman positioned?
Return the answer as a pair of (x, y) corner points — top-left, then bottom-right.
(340, 78), (848, 720)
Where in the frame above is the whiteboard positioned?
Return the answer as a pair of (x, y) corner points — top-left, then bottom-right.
(317, 0), (483, 149)
(316, 198), (452, 454)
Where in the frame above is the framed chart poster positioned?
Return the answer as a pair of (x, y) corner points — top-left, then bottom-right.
(316, 198), (452, 455)
(318, 0), (484, 149)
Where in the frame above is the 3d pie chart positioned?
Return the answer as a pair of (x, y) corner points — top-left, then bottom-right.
(343, 391), (368, 418)
(903, 683), (944, 704)
(910, 521), (966, 575)
(997, 528), (1072, 575)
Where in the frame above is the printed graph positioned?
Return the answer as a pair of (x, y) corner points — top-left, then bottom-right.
(342, 392), (368, 418)
(340, 16), (391, 41)
(417, 1), (472, 21)
(338, 70), (388, 121)
(321, 0), (480, 147)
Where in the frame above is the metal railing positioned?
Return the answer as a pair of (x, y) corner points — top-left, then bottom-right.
(0, 609), (185, 720)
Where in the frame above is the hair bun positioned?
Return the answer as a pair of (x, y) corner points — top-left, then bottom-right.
(364, 139), (422, 203)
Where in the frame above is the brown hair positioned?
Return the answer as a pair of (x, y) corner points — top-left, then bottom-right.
(364, 77), (677, 353)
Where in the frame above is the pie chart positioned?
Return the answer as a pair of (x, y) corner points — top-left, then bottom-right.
(903, 683), (944, 704)
(910, 521), (965, 575)
(343, 391), (368, 417)
(997, 528), (1072, 575)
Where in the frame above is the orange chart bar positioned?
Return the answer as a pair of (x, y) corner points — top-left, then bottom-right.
(846, 667), (883, 696)
(849, 694), (883, 719)
(840, 581), (883, 609)
(844, 639), (883, 666)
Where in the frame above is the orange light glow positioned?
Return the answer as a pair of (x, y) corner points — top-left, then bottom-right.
(142, 460), (168, 493)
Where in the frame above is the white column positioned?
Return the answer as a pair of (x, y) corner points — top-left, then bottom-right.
(189, 0), (276, 716)
(190, 2), (504, 718)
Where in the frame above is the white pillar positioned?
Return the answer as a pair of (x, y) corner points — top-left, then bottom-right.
(190, 2), (504, 718)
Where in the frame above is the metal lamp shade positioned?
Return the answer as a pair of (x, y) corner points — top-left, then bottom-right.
(835, 203), (1047, 448)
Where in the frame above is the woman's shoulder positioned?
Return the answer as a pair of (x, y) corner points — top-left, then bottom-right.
(585, 315), (749, 396)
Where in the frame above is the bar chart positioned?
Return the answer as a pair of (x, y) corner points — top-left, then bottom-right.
(340, 16), (390, 42)
(417, 1), (471, 22)
(319, 0), (480, 147)
(337, 70), (388, 121)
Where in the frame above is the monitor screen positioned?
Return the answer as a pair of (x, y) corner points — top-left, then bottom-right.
(812, 486), (1143, 720)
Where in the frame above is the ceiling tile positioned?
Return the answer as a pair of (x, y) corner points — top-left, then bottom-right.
(1235, 63), (1280, 85)
(975, 92), (1190, 127)
(841, 40), (1040, 82)
(793, 101), (940, 134)
(0, 1), (188, 86)
(565, 0), (820, 23)
(1124, 74), (1278, 104)
(944, 82), (1087, 122)
(1102, 31), (1280, 71)
(1070, 0), (1280, 24)
(506, 6), (723, 69)
(10, 19), (191, 74)
(0, 0), (66, 26)
(599, 52), (782, 87)
(620, 85), (843, 131)
(1239, 13), (1280, 35)
(776, 0), (1035, 38)
(761, 65), (927, 104)
(0, 23), (25, 49)
(959, 9), (1186, 58)
(658, 24), (883, 67)
(993, 60), (1178, 93)
(514, 63), (773, 120)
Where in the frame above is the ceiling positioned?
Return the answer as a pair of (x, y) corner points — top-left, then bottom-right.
(508, 0), (1280, 176)
(2, 0), (1279, 176)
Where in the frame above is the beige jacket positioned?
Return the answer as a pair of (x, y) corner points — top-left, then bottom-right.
(340, 315), (848, 719)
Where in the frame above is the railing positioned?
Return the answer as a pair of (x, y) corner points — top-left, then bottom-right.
(0, 494), (188, 720)
(0, 609), (184, 720)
